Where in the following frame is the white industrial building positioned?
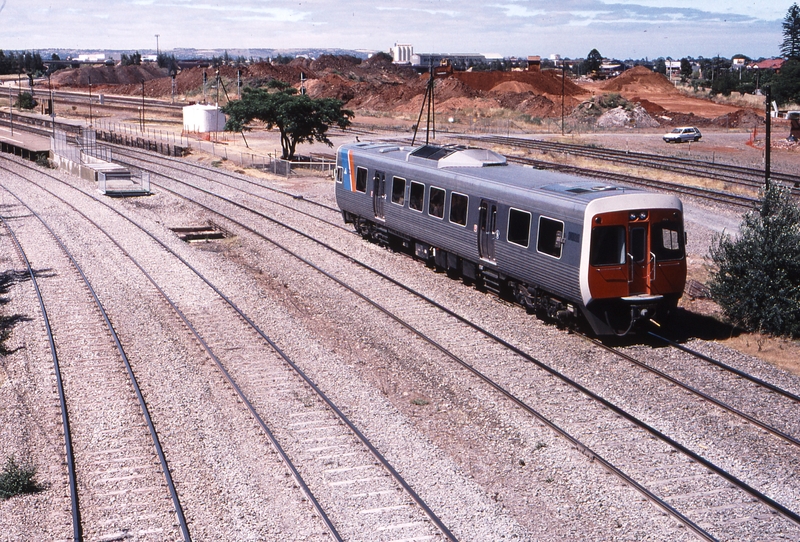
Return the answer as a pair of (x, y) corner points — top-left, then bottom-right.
(391, 44), (414, 64)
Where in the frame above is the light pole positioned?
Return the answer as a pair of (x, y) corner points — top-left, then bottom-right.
(88, 76), (93, 126)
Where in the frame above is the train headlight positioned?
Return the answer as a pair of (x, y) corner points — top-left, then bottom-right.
(639, 211), (648, 220)
(629, 212), (637, 221)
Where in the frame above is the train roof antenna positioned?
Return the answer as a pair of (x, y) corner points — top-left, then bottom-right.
(412, 62), (436, 146)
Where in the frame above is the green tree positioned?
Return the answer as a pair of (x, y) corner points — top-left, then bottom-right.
(680, 58), (693, 80)
(15, 91), (36, 110)
(223, 87), (354, 161)
(582, 49), (603, 77)
(772, 59), (800, 105)
(709, 183), (800, 337)
(782, 3), (800, 59)
(120, 52), (141, 66)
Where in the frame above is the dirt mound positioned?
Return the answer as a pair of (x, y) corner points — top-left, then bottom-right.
(601, 65), (678, 95)
(629, 97), (666, 115)
(51, 64), (166, 88)
(490, 81), (537, 93)
(710, 109), (763, 129)
(310, 54), (361, 72)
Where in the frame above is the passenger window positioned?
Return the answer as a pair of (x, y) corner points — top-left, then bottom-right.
(591, 226), (626, 265)
(355, 167), (367, 193)
(449, 192), (468, 226)
(429, 187), (445, 219)
(335, 166), (343, 184)
(507, 208), (531, 247)
(409, 181), (425, 212)
(652, 222), (684, 261)
(537, 216), (565, 258)
(391, 177), (406, 205)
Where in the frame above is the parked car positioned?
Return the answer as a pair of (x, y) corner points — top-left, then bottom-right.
(663, 126), (702, 143)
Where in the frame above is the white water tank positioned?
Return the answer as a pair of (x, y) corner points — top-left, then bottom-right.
(182, 104), (227, 132)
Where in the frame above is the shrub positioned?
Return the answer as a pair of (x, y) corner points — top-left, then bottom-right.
(709, 183), (800, 337)
(0, 456), (40, 499)
(15, 91), (37, 110)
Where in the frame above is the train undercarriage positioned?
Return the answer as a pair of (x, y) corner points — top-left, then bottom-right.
(346, 212), (583, 330)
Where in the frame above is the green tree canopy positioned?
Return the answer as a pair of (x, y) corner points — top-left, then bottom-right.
(782, 3), (800, 59)
(772, 59), (800, 105)
(223, 87), (353, 160)
(709, 183), (800, 337)
(680, 58), (693, 80)
(582, 49), (603, 76)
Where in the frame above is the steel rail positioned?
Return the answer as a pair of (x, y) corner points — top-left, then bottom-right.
(648, 331), (800, 404)
(505, 154), (759, 208)
(0, 181), (192, 542)
(467, 134), (800, 191)
(148, 169), (723, 540)
(0, 166), (342, 542)
(138, 164), (800, 534)
(1, 161), (454, 542)
(0, 214), (83, 542)
(581, 334), (800, 448)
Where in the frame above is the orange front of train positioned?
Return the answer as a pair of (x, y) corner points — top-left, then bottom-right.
(579, 193), (687, 335)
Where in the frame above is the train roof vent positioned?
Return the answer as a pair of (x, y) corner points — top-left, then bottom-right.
(409, 145), (458, 160)
(437, 148), (507, 168)
(543, 182), (621, 194)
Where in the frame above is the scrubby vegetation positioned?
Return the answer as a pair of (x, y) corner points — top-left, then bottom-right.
(709, 183), (800, 338)
(0, 456), (41, 500)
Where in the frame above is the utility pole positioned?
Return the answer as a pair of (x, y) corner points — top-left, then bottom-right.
(765, 85), (771, 189)
(561, 62), (565, 136)
(141, 80), (146, 132)
(155, 34), (160, 56)
(88, 76), (93, 126)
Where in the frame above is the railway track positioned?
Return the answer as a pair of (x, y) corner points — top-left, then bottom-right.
(463, 133), (800, 196)
(100, 145), (800, 540)
(0, 185), (190, 541)
(1, 157), (456, 541)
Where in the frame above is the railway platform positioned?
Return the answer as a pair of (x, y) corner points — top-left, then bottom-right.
(0, 124), (50, 162)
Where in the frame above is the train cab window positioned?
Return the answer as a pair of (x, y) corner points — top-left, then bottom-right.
(652, 222), (684, 261)
(590, 226), (626, 266)
(429, 187), (445, 219)
(507, 208), (532, 247)
(449, 192), (468, 226)
(355, 167), (368, 193)
(391, 177), (406, 205)
(409, 181), (425, 212)
(537, 216), (565, 258)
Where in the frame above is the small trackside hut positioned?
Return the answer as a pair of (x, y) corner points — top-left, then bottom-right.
(335, 142), (686, 336)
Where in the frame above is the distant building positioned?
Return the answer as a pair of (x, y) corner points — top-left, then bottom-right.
(665, 60), (682, 81)
(748, 58), (785, 72)
(411, 52), (487, 69)
(77, 54), (106, 62)
(390, 43), (414, 64)
(527, 56), (541, 71)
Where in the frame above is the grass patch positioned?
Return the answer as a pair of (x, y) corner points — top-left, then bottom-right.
(0, 456), (41, 499)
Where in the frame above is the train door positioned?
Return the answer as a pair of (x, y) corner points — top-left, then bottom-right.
(373, 170), (386, 220)
(478, 200), (498, 262)
(628, 223), (652, 294)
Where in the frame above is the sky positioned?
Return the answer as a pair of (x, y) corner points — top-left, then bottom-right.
(0, 1), (790, 60)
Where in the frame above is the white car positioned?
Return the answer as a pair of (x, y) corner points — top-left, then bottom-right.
(663, 126), (702, 143)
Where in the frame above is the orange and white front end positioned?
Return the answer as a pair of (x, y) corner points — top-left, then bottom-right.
(580, 194), (686, 335)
